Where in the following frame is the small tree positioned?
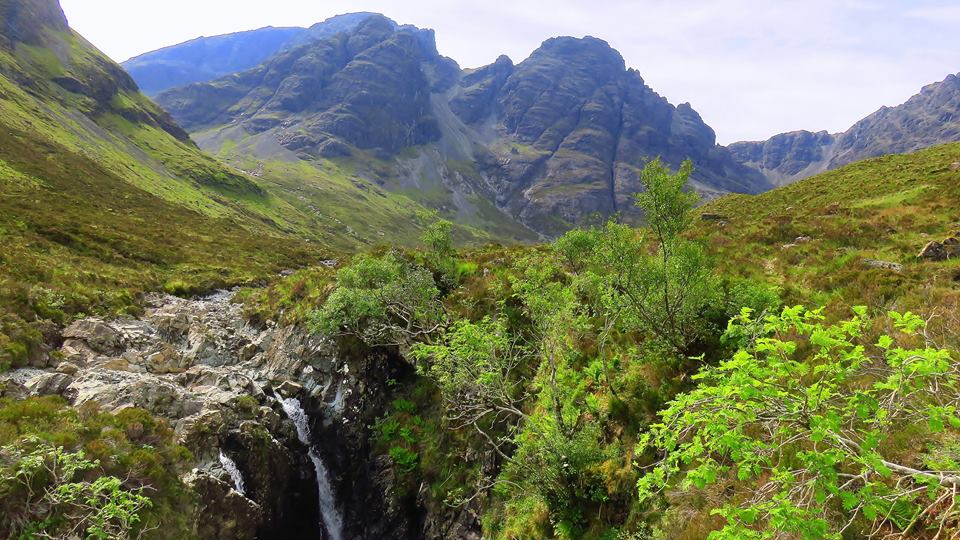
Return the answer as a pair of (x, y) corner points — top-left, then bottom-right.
(412, 317), (530, 459)
(310, 252), (445, 348)
(596, 159), (715, 354)
(637, 306), (960, 538)
(420, 219), (458, 285)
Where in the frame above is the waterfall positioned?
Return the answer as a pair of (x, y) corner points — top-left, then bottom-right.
(218, 450), (246, 495)
(280, 397), (344, 540)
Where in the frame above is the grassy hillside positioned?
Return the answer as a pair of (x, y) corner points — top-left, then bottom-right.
(0, 21), (333, 368)
(0, 6), (534, 368)
(240, 143), (960, 539)
(699, 142), (960, 333)
(194, 125), (542, 248)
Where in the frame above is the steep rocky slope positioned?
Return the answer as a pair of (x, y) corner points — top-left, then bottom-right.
(454, 36), (769, 232)
(156, 16), (770, 236)
(0, 290), (429, 538)
(122, 13), (378, 96)
(730, 73), (960, 186)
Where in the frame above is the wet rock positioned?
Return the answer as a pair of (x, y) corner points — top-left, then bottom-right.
(184, 471), (262, 540)
(0, 290), (419, 539)
(25, 372), (73, 395)
(62, 319), (121, 353)
(275, 380), (304, 398)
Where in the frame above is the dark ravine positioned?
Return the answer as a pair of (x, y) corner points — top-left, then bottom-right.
(0, 291), (465, 539)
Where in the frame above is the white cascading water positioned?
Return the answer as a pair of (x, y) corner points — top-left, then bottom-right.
(218, 450), (246, 495)
(280, 397), (344, 540)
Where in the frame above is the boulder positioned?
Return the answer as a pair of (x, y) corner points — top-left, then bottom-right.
(864, 259), (904, 272)
(62, 319), (121, 353)
(918, 235), (960, 261)
(25, 372), (73, 396)
(183, 471), (261, 540)
(275, 380), (304, 398)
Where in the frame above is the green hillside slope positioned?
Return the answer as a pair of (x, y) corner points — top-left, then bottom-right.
(700, 142), (960, 319)
(0, 3), (328, 367)
(0, 0), (532, 368)
(241, 143), (960, 539)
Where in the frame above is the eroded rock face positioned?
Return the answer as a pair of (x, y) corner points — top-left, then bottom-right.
(452, 36), (769, 235)
(732, 73), (960, 186)
(0, 291), (429, 539)
(157, 15), (452, 157)
(728, 130), (837, 187)
(156, 22), (770, 238)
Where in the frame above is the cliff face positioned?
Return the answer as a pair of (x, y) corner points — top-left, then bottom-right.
(122, 13), (381, 96)
(157, 24), (769, 236)
(731, 73), (960, 186)
(728, 130), (837, 186)
(830, 73), (960, 167)
(157, 15), (454, 157)
(453, 36), (768, 233)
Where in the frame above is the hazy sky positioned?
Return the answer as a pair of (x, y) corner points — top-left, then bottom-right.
(59, 0), (960, 144)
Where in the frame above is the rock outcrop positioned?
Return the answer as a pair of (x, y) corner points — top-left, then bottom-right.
(456, 36), (769, 234)
(123, 13), (380, 96)
(728, 130), (837, 187)
(156, 21), (770, 237)
(0, 291), (432, 539)
(918, 233), (960, 261)
(732, 73), (960, 186)
(157, 15), (454, 156)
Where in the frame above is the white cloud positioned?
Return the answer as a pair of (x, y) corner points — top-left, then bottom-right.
(59, 0), (960, 143)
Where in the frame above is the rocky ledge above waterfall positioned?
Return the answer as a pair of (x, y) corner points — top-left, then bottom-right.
(0, 290), (423, 539)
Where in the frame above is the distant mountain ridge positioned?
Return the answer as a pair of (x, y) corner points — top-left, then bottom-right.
(121, 13), (380, 96)
(730, 73), (960, 186)
(152, 14), (770, 236)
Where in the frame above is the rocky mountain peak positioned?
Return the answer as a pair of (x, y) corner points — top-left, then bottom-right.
(155, 15), (771, 236)
(534, 35), (626, 71)
(305, 11), (383, 34)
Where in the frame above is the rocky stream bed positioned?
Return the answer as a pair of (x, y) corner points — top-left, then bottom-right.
(0, 291), (477, 539)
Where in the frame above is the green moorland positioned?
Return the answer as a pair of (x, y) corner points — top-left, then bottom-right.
(0, 14), (539, 537)
(240, 144), (960, 539)
(0, 27), (337, 369)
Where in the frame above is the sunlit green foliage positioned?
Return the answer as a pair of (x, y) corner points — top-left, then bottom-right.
(1, 440), (153, 539)
(0, 397), (194, 539)
(637, 307), (960, 538)
(310, 252), (445, 347)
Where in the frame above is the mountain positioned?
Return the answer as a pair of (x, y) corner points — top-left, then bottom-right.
(155, 15), (771, 236)
(450, 36), (770, 232)
(121, 13), (379, 96)
(730, 73), (960, 186)
(0, 1), (525, 361)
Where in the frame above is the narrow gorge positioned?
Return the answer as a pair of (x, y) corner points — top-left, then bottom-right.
(0, 290), (461, 539)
